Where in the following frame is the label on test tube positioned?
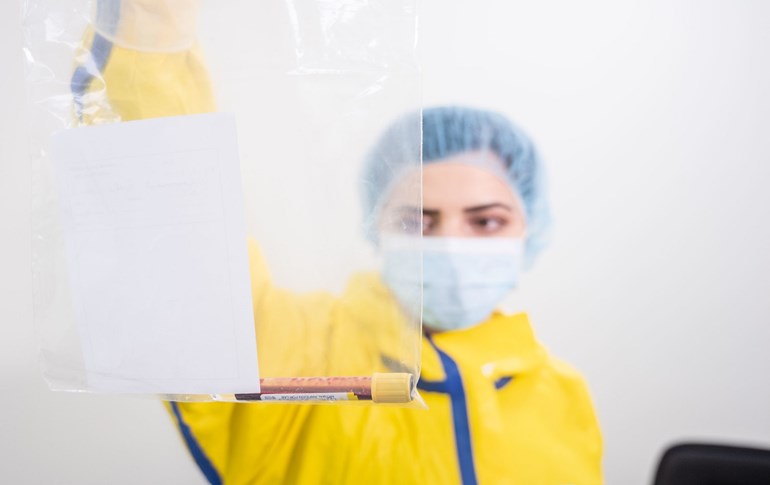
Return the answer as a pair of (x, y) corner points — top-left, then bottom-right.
(259, 392), (358, 402)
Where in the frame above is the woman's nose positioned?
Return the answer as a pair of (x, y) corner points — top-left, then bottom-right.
(431, 216), (468, 237)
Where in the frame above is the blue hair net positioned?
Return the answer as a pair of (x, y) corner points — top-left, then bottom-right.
(362, 105), (552, 267)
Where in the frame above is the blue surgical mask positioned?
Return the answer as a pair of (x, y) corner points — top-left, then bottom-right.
(381, 236), (524, 332)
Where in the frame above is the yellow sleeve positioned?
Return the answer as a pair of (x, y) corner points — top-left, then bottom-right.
(99, 43), (215, 121)
(550, 359), (604, 484)
(74, 34), (214, 124)
(246, 239), (337, 377)
(75, 0), (214, 124)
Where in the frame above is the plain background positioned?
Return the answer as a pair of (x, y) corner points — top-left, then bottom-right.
(2, 1), (770, 484)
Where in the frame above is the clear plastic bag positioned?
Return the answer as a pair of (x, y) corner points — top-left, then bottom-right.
(23, 0), (423, 406)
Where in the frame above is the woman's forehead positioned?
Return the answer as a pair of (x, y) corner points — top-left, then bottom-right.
(429, 150), (508, 175)
(422, 161), (519, 210)
(383, 151), (521, 212)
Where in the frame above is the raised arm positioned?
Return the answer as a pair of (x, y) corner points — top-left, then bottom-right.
(74, 0), (214, 123)
(72, 5), (340, 477)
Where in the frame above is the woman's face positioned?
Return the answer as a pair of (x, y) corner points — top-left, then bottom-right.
(381, 150), (527, 238)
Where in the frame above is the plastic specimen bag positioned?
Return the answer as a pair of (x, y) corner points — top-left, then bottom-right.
(23, 0), (423, 405)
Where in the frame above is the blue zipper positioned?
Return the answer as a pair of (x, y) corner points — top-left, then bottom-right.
(418, 336), (478, 485)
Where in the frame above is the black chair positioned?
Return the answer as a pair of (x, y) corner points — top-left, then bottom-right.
(653, 443), (770, 485)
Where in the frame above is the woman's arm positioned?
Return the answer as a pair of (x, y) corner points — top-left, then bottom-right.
(75, 9), (339, 480)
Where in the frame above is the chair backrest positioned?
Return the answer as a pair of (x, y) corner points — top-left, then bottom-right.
(654, 443), (770, 485)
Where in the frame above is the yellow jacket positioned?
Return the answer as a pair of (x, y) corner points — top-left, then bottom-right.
(75, 26), (603, 485)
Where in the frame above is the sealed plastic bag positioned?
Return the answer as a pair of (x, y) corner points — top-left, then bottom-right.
(23, 0), (422, 405)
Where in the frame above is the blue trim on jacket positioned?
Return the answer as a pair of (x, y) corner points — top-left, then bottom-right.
(494, 375), (514, 390)
(170, 402), (223, 485)
(418, 336), (479, 485)
(70, 32), (114, 121)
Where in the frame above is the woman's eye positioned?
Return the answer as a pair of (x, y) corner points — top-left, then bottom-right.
(472, 217), (506, 232)
(398, 215), (424, 234)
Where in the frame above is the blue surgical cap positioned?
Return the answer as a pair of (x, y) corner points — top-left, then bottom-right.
(362, 105), (552, 267)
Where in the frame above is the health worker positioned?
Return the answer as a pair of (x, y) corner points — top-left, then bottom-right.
(73, 2), (603, 484)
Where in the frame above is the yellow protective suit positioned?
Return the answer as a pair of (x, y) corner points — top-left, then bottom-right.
(75, 22), (603, 485)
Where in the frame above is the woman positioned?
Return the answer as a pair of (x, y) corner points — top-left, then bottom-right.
(75, 3), (603, 483)
(166, 108), (603, 485)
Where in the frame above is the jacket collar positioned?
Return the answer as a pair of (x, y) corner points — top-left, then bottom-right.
(345, 272), (548, 382)
(421, 312), (548, 382)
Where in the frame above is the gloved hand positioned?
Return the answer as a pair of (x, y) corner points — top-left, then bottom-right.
(94, 0), (202, 52)
(74, 0), (214, 124)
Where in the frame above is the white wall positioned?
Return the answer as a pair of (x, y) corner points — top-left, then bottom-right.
(417, 1), (770, 483)
(2, 1), (770, 484)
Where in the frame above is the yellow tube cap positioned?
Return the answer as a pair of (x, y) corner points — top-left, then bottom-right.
(372, 373), (413, 403)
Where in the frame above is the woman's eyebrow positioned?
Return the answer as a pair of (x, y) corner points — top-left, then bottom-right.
(396, 205), (439, 216)
(463, 203), (513, 213)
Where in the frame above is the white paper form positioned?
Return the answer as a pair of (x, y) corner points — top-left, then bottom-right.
(51, 113), (260, 394)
